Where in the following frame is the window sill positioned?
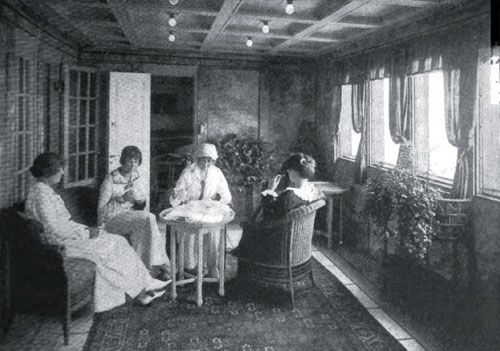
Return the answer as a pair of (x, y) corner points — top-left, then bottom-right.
(338, 156), (356, 162)
(476, 189), (500, 203)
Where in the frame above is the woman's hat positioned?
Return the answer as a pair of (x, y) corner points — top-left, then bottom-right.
(193, 143), (218, 160)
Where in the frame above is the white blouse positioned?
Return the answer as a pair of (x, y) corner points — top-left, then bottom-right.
(97, 169), (146, 225)
(25, 182), (90, 245)
(170, 163), (231, 207)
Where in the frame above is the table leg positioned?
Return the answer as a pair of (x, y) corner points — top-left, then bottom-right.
(339, 196), (343, 245)
(197, 233), (203, 307)
(219, 226), (225, 296)
(326, 196), (333, 249)
(179, 234), (185, 281)
(170, 227), (177, 300)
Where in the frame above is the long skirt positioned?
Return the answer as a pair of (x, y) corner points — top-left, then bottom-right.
(64, 233), (153, 313)
(104, 210), (170, 269)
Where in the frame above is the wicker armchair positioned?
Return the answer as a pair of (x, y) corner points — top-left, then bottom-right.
(237, 199), (326, 308)
(0, 186), (98, 345)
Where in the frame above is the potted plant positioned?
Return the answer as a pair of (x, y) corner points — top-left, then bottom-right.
(213, 134), (277, 220)
(365, 168), (442, 293)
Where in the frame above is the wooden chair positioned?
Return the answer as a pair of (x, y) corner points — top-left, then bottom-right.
(0, 186), (98, 345)
(432, 198), (472, 286)
(237, 199), (326, 308)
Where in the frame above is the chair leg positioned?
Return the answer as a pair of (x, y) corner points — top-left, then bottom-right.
(288, 265), (295, 309)
(63, 286), (70, 345)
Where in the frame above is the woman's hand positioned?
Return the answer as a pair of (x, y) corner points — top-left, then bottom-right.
(269, 174), (283, 192)
(89, 227), (101, 239)
(122, 189), (135, 203)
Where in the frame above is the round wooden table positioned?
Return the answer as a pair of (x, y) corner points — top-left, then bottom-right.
(311, 182), (351, 248)
(161, 208), (235, 306)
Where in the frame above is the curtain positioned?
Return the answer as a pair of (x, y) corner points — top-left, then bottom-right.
(387, 47), (416, 171)
(351, 81), (369, 184)
(443, 60), (477, 199)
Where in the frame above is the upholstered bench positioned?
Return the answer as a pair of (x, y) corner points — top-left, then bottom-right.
(0, 185), (99, 345)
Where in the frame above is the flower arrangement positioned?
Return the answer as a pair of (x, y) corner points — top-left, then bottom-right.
(213, 133), (277, 191)
(365, 168), (442, 262)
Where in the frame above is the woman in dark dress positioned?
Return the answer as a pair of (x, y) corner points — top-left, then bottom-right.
(236, 153), (324, 258)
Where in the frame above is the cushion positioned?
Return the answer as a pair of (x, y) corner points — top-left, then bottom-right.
(59, 186), (98, 227)
(0, 208), (47, 248)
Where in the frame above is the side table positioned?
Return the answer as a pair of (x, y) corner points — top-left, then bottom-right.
(165, 213), (234, 306)
(311, 182), (350, 248)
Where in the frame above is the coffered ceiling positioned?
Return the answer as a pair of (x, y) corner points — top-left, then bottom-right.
(5, 0), (489, 59)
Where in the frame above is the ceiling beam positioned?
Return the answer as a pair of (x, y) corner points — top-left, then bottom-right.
(373, 0), (441, 7)
(201, 0), (245, 51)
(270, 0), (372, 54)
(235, 12), (317, 24)
(224, 30), (340, 43)
(108, 0), (141, 49)
(337, 20), (381, 28)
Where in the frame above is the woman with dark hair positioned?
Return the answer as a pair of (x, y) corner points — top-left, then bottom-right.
(98, 145), (171, 278)
(25, 153), (169, 312)
(236, 153), (324, 256)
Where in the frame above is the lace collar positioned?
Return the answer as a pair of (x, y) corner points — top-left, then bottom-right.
(284, 183), (322, 202)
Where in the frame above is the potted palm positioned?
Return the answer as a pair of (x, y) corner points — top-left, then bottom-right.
(213, 134), (277, 221)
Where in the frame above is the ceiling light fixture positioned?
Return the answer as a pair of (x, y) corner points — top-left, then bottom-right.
(168, 31), (176, 42)
(285, 0), (294, 15)
(168, 14), (176, 27)
(168, 0), (179, 5)
(261, 20), (269, 34)
(246, 37), (253, 47)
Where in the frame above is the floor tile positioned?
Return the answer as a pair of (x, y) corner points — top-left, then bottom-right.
(312, 251), (333, 266)
(399, 338), (427, 351)
(368, 308), (411, 340)
(344, 284), (378, 309)
(322, 264), (354, 285)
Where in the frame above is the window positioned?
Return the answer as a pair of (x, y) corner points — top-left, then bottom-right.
(14, 57), (35, 201)
(369, 78), (399, 166)
(479, 53), (500, 196)
(413, 71), (456, 180)
(66, 69), (99, 185)
(339, 84), (361, 158)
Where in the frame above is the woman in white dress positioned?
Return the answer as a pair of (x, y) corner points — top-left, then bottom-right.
(25, 153), (168, 312)
(169, 143), (232, 277)
(98, 146), (171, 278)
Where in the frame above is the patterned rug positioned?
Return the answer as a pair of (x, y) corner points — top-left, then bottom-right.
(83, 258), (404, 351)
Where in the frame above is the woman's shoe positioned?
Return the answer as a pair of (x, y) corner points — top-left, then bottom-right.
(137, 289), (166, 306)
(148, 278), (169, 291)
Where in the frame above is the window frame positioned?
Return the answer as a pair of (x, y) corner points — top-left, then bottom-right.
(338, 84), (359, 161)
(367, 78), (399, 169)
(13, 56), (37, 201)
(63, 66), (100, 187)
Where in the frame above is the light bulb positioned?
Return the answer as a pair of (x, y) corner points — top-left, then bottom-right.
(261, 21), (269, 34)
(169, 0), (179, 5)
(285, 0), (294, 15)
(168, 14), (176, 27)
(246, 37), (253, 47)
(168, 32), (175, 42)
